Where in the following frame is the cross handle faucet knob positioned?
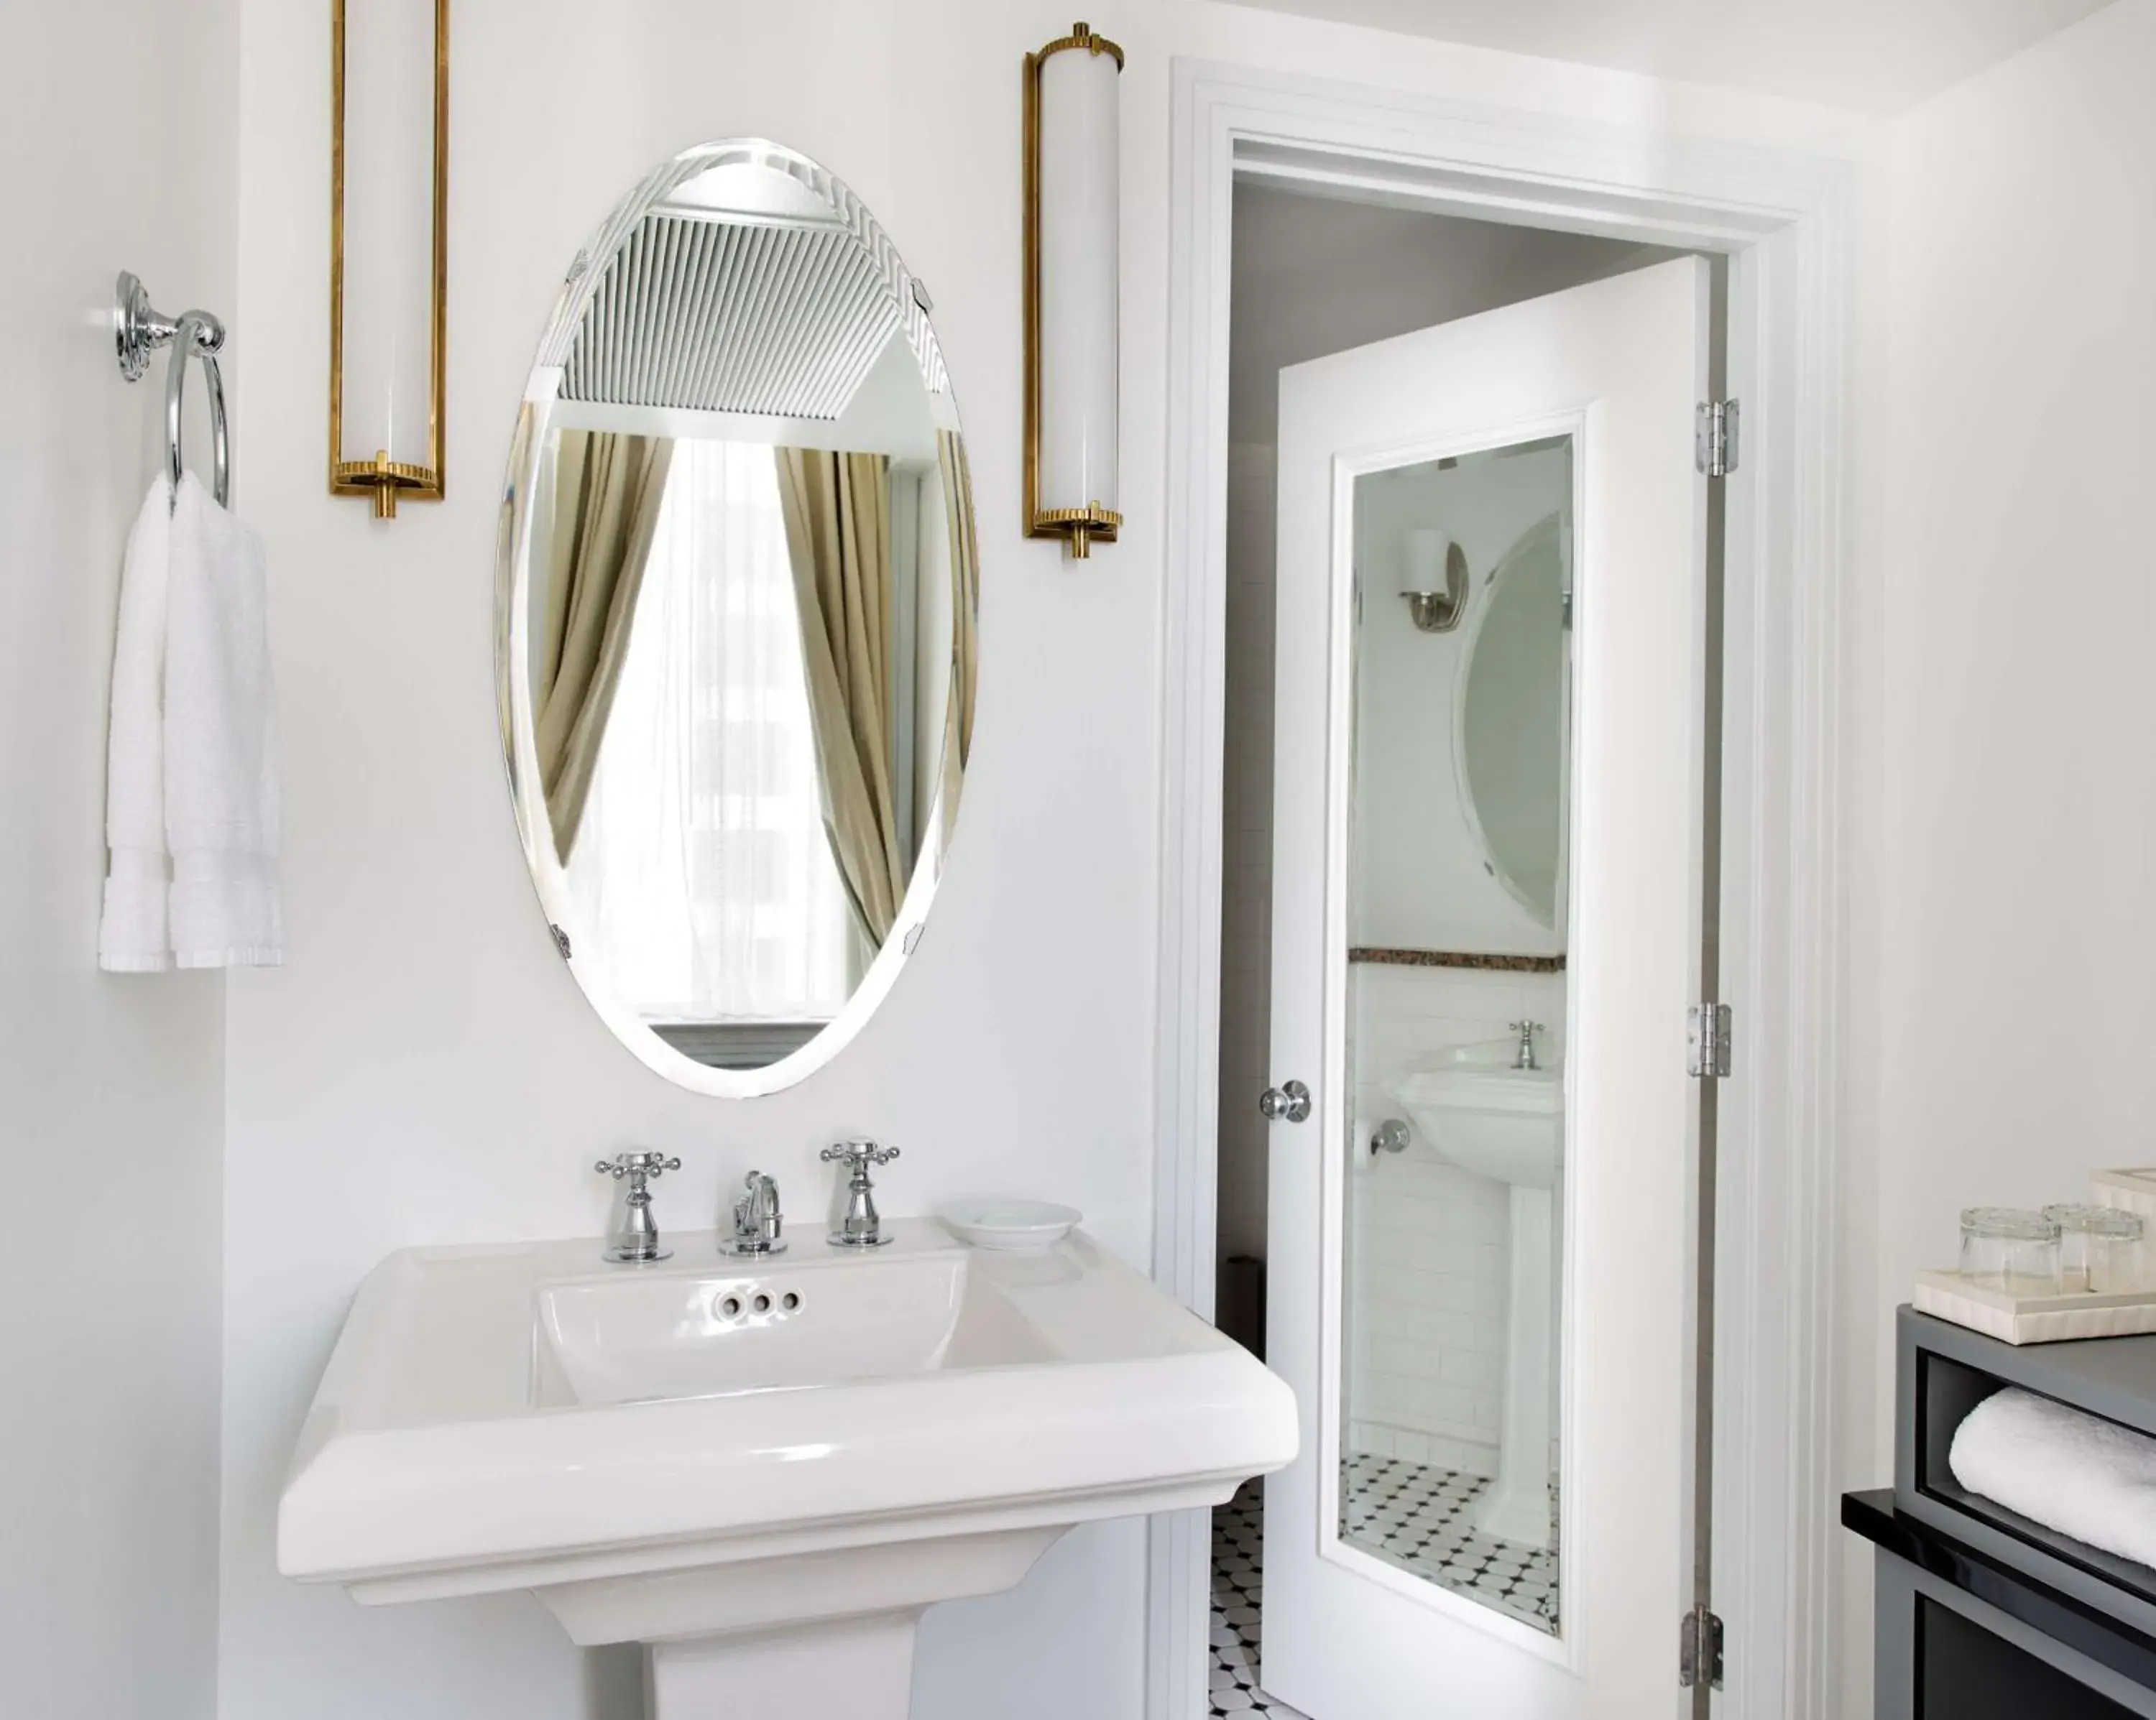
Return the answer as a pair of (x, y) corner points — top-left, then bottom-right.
(821, 1141), (900, 1170)
(595, 1150), (681, 1189)
(594, 1152), (681, 1264)
(821, 1142), (899, 1249)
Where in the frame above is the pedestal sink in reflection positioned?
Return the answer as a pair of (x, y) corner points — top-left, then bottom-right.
(278, 1222), (1296, 1719)
(1391, 1053), (1563, 1550)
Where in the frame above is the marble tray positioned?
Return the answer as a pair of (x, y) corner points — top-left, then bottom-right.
(1912, 1270), (2156, 1346)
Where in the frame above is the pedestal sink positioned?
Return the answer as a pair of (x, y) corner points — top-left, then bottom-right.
(279, 1221), (1296, 1719)
(1390, 1055), (1563, 1550)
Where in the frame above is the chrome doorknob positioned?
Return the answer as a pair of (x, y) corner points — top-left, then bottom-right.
(1259, 1080), (1312, 1122)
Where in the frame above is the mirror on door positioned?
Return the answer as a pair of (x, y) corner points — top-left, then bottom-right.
(1344, 433), (1573, 1637)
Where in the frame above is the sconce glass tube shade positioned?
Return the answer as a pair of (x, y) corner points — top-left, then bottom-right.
(1399, 529), (1453, 593)
(1026, 24), (1122, 559)
(331, 0), (447, 519)
(1399, 527), (1467, 632)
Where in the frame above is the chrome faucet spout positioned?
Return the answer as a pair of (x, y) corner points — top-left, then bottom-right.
(721, 1171), (787, 1257)
(1508, 1019), (1544, 1072)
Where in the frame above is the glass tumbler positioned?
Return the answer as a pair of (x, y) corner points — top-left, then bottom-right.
(1959, 1207), (2060, 1293)
(2043, 1203), (2146, 1294)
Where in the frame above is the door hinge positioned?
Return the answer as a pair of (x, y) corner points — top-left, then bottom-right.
(1679, 1602), (1726, 1689)
(1687, 1002), (1732, 1078)
(1695, 399), (1739, 477)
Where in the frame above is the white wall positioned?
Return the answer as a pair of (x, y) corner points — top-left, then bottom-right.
(1841, 0), (2156, 1701)
(211, 4), (1866, 1717)
(0, 3), (237, 1716)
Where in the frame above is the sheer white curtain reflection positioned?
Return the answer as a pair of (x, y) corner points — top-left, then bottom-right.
(566, 440), (852, 1024)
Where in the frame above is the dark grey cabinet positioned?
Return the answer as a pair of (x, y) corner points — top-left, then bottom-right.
(1845, 1310), (2156, 1719)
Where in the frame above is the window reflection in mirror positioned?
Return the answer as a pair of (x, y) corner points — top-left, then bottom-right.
(502, 143), (978, 1088)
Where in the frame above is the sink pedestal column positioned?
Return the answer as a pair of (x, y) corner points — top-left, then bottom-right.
(648, 1612), (921, 1720)
(1473, 1183), (1553, 1550)
(538, 1525), (1069, 1719)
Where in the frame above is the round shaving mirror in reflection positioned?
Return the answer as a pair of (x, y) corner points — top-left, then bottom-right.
(1455, 509), (1568, 934)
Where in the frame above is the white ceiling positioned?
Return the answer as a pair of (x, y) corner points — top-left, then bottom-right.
(1217, 0), (2112, 112)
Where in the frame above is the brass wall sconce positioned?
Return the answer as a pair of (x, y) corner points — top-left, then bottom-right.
(1400, 527), (1468, 632)
(329, 0), (448, 519)
(1023, 22), (1123, 560)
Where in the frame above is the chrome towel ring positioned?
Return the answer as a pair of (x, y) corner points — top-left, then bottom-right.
(114, 270), (230, 509)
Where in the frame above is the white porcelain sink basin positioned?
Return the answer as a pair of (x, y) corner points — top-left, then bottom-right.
(533, 1247), (996, 1404)
(280, 1221), (1294, 1719)
(1391, 1058), (1563, 1188)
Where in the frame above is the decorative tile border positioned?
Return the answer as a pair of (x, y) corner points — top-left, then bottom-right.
(1348, 947), (1566, 974)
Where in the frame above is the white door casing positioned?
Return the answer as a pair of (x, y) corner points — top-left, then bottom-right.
(1262, 259), (1713, 1719)
(1151, 57), (1856, 1720)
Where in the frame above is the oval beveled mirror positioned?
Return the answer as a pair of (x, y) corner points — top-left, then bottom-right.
(1455, 511), (1568, 934)
(497, 141), (978, 1094)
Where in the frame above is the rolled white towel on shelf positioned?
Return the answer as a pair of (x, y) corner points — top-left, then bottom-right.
(1949, 1386), (2156, 1568)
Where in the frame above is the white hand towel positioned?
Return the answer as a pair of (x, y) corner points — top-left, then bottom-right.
(165, 473), (282, 968)
(1949, 1385), (2156, 1568)
(97, 473), (283, 971)
(98, 476), (175, 971)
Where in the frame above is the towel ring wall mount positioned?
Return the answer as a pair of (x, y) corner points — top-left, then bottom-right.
(114, 270), (230, 509)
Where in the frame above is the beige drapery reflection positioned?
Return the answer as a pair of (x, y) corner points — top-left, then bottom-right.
(773, 449), (906, 960)
(534, 430), (675, 859)
(936, 430), (980, 844)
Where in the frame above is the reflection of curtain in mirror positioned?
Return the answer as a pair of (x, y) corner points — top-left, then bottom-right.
(534, 431), (675, 858)
(936, 430), (979, 849)
(773, 449), (906, 968)
(566, 443), (852, 1022)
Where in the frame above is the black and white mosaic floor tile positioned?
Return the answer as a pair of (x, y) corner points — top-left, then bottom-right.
(1210, 1482), (1308, 1718)
(1208, 1455), (1560, 1716)
(1338, 1452), (1559, 1634)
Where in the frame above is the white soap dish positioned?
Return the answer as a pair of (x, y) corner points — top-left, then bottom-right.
(941, 1199), (1082, 1250)
(1913, 1269), (2156, 1346)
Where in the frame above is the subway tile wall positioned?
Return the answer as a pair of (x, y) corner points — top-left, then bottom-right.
(1346, 962), (1565, 1470)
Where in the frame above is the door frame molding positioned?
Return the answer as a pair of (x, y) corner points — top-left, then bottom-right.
(1149, 57), (1854, 1720)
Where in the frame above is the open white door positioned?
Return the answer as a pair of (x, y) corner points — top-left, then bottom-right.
(1260, 256), (1713, 1719)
